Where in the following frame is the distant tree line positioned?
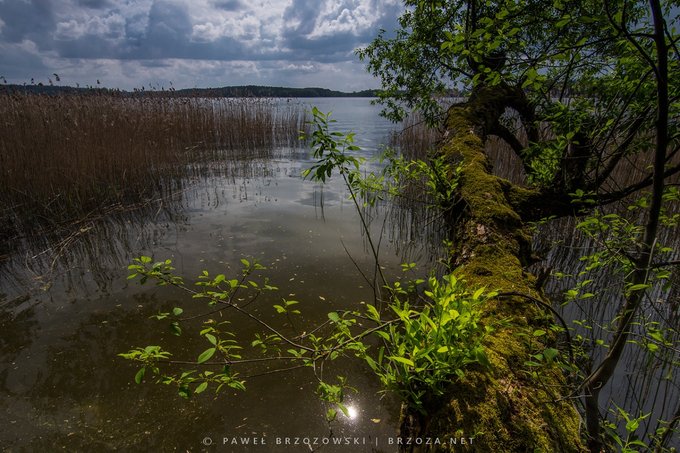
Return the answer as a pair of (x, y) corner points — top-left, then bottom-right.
(0, 83), (397, 98)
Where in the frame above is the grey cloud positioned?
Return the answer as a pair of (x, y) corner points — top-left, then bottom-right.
(0, 0), (404, 90)
(0, 43), (48, 81)
(76, 0), (113, 9)
(0, 0), (56, 46)
(212, 0), (245, 12)
(135, 1), (246, 60)
(56, 34), (121, 59)
(45, 0), (261, 62)
(280, 0), (401, 61)
(282, 0), (320, 36)
(1, 0), (400, 63)
(124, 13), (149, 41)
(145, 0), (192, 48)
(138, 59), (174, 68)
(284, 32), (357, 59)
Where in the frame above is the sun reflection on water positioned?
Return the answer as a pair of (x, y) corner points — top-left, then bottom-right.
(345, 405), (359, 420)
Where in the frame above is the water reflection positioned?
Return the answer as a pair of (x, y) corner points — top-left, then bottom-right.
(532, 204), (680, 447)
(1, 98), (442, 451)
(345, 405), (359, 421)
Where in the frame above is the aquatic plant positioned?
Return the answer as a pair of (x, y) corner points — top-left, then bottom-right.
(0, 91), (307, 249)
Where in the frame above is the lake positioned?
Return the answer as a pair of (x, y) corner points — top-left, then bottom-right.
(0, 98), (443, 452)
(4, 95), (674, 451)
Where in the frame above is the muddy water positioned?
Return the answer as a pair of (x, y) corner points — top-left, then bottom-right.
(0, 99), (439, 452)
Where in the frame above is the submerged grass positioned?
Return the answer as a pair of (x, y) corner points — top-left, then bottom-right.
(0, 91), (307, 250)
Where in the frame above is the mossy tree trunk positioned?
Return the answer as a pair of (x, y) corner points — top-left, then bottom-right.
(398, 93), (586, 452)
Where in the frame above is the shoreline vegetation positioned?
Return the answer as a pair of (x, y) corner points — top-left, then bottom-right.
(0, 91), (308, 257)
(1, 83), (382, 98)
(0, 82), (465, 99)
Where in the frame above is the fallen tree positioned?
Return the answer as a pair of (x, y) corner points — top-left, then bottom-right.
(396, 90), (585, 452)
(359, 1), (678, 450)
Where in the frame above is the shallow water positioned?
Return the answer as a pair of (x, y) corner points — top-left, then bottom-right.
(0, 98), (442, 452)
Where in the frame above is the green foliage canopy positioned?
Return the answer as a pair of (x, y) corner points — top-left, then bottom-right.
(359, 0), (679, 202)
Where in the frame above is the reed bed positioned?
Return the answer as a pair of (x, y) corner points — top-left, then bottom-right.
(389, 113), (443, 160)
(0, 92), (307, 249)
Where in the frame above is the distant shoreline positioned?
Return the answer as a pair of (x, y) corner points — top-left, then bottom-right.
(0, 84), (381, 98)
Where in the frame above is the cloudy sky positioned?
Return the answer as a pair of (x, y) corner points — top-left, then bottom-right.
(0, 0), (403, 91)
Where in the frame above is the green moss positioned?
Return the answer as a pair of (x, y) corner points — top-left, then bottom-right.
(441, 114), (521, 229)
(414, 106), (586, 452)
(426, 311), (584, 452)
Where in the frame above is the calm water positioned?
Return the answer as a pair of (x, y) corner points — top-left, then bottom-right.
(0, 98), (441, 452)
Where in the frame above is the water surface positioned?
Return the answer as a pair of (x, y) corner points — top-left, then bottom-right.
(0, 98), (439, 452)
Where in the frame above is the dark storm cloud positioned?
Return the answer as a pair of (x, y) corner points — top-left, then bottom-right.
(56, 34), (120, 59)
(1, 0), (401, 62)
(124, 12), (150, 42)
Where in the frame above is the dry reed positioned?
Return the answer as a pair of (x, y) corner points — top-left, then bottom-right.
(0, 91), (307, 249)
(389, 113), (443, 160)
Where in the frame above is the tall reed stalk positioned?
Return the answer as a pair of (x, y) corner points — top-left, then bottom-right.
(0, 91), (307, 248)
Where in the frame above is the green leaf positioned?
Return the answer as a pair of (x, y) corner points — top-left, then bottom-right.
(649, 329), (664, 343)
(472, 287), (485, 300)
(170, 322), (182, 336)
(388, 356), (415, 367)
(474, 347), (491, 368)
(328, 312), (340, 323)
(178, 386), (191, 399)
(197, 347), (216, 364)
(134, 367), (146, 384)
(172, 307), (183, 316)
(337, 403), (350, 417)
(364, 356), (378, 371)
(365, 304), (380, 321)
(375, 330), (390, 341)
(626, 418), (640, 432)
(543, 348), (559, 361)
(195, 382), (208, 394)
(205, 333), (217, 345)
(628, 283), (651, 292)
